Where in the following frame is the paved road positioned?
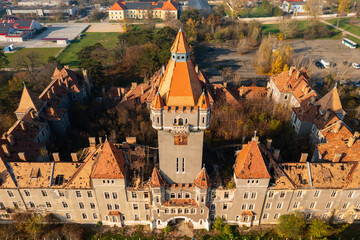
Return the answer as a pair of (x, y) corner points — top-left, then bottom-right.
(320, 19), (360, 41)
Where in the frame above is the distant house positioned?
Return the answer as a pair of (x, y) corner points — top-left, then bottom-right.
(109, 0), (178, 20)
(0, 17), (42, 42)
(6, 5), (78, 17)
(281, 0), (306, 14)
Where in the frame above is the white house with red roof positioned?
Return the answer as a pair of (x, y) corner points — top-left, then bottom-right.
(109, 0), (178, 20)
(0, 17), (42, 42)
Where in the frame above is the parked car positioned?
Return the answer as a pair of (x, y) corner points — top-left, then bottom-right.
(352, 63), (360, 69)
(320, 59), (330, 68)
(315, 61), (324, 69)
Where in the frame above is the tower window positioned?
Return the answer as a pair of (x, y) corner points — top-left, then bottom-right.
(157, 117), (159, 124)
(202, 117), (205, 124)
(182, 158), (185, 173)
(176, 158), (179, 173)
(185, 119), (188, 124)
(178, 118), (183, 125)
(174, 118), (177, 124)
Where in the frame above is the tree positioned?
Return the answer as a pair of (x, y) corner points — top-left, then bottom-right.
(278, 18), (299, 39)
(78, 43), (105, 86)
(206, 14), (222, 35)
(254, 35), (275, 73)
(237, 37), (248, 55)
(248, 20), (262, 46)
(145, 9), (155, 30)
(0, 47), (8, 68)
(180, 9), (202, 24)
(338, 0), (351, 14)
(185, 18), (198, 41)
(304, 0), (323, 21)
(276, 213), (306, 239)
(309, 218), (332, 238)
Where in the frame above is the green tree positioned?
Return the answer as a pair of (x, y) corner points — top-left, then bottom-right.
(309, 218), (332, 238)
(338, 0), (351, 13)
(0, 47), (8, 68)
(212, 217), (224, 232)
(276, 213), (307, 239)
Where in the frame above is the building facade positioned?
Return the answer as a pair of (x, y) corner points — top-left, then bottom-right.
(0, 31), (359, 230)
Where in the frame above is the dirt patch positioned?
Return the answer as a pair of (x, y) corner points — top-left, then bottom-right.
(87, 22), (125, 33)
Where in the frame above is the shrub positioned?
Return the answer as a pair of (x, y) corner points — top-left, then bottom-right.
(309, 218), (332, 238)
(163, 225), (172, 234)
(96, 221), (103, 227)
(276, 212), (306, 239)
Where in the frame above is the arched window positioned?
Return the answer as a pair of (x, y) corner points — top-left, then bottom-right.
(178, 118), (183, 125)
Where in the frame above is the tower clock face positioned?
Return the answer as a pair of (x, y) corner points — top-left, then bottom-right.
(174, 134), (188, 145)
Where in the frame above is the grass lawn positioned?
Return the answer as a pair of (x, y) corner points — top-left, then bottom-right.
(5, 48), (62, 68)
(326, 17), (360, 36)
(262, 20), (342, 39)
(57, 32), (120, 68)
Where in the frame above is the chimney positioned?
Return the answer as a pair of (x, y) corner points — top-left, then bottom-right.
(239, 88), (244, 97)
(7, 134), (14, 146)
(223, 82), (227, 88)
(20, 121), (26, 131)
(89, 137), (96, 148)
(131, 82), (137, 89)
(70, 153), (78, 162)
(214, 86), (217, 95)
(301, 84), (306, 93)
(273, 149), (280, 161)
(117, 87), (121, 98)
(324, 111), (330, 121)
(121, 88), (125, 96)
(333, 122), (341, 133)
(354, 131), (360, 139)
(295, 71), (301, 80)
(195, 65), (199, 73)
(304, 87), (309, 95)
(141, 86), (144, 95)
(47, 91), (52, 99)
(65, 79), (69, 88)
(266, 139), (272, 150)
(51, 86), (55, 94)
(299, 153), (308, 162)
(52, 152), (60, 162)
(98, 137), (103, 144)
(1, 144), (11, 157)
(161, 65), (165, 75)
(289, 66), (295, 76)
(254, 136), (259, 143)
(347, 136), (356, 148)
(18, 152), (26, 161)
(30, 110), (35, 119)
(64, 65), (69, 69)
(332, 153), (342, 162)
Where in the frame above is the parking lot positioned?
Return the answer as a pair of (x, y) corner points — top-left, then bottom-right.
(197, 39), (360, 86)
(0, 23), (89, 49)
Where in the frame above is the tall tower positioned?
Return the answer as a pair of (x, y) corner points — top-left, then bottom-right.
(150, 29), (211, 184)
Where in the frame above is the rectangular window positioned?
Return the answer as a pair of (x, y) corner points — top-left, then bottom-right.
(263, 213), (268, 219)
(325, 201), (333, 209)
(243, 192), (249, 199)
(224, 192), (229, 199)
(176, 158), (179, 173)
(241, 204), (247, 210)
(265, 203), (271, 209)
(145, 204), (150, 210)
(276, 202), (283, 209)
(133, 204), (138, 210)
(13, 202), (18, 208)
(82, 213), (87, 219)
(93, 213), (98, 219)
(90, 203), (96, 209)
(46, 202), (52, 208)
(59, 191), (65, 197)
(144, 192), (149, 198)
(87, 191), (93, 198)
(280, 191), (285, 198)
(107, 204), (112, 210)
(342, 202), (349, 209)
(76, 191), (81, 198)
(177, 193), (182, 199)
(330, 191), (336, 198)
(104, 192), (110, 199)
(65, 213), (71, 219)
(29, 202), (35, 208)
(293, 202), (299, 209)
(185, 193), (191, 199)
(309, 202), (316, 209)
(268, 191), (274, 198)
(7, 190), (14, 197)
(79, 202), (84, 209)
(182, 158), (185, 173)
(41, 190), (47, 197)
(114, 204), (119, 210)
(251, 192), (257, 199)
(132, 192), (137, 199)
(348, 191), (354, 198)
(62, 202), (68, 208)
(0, 202), (5, 209)
(112, 192), (118, 199)
(248, 204), (254, 210)
(296, 191), (302, 198)
(24, 190), (31, 197)
(170, 193), (175, 199)
(223, 203), (228, 210)
(314, 190), (320, 198)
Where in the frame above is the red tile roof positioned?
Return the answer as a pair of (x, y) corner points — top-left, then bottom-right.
(150, 167), (166, 187)
(194, 167), (211, 189)
(234, 140), (271, 179)
(15, 85), (43, 114)
(170, 29), (190, 54)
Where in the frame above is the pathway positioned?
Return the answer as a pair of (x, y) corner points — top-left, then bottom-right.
(320, 19), (360, 41)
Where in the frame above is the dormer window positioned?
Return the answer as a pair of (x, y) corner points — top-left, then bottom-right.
(178, 118), (183, 125)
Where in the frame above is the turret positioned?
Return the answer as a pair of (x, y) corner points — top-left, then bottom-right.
(151, 92), (164, 130)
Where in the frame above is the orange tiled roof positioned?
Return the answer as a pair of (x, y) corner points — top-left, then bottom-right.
(158, 54), (202, 107)
(9, 162), (53, 188)
(212, 84), (241, 107)
(197, 91), (210, 109)
(150, 167), (166, 187)
(194, 167), (211, 189)
(241, 210), (254, 216)
(162, 0), (177, 10)
(316, 86), (345, 117)
(91, 141), (126, 179)
(15, 85), (43, 114)
(170, 29), (190, 54)
(120, 83), (151, 105)
(238, 85), (267, 99)
(151, 92), (164, 109)
(234, 140), (271, 179)
(0, 157), (17, 188)
(109, 1), (125, 10)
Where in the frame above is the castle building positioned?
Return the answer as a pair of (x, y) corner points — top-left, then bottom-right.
(0, 31), (359, 229)
(109, 0), (178, 21)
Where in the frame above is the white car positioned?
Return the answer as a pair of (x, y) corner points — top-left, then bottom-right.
(352, 63), (360, 69)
